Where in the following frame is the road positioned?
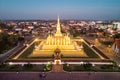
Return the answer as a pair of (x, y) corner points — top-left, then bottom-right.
(0, 44), (24, 63)
(0, 72), (120, 80)
(84, 37), (120, 65)
(0, 35), (34, 63)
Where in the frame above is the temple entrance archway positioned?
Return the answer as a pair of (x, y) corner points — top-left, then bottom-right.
(54, 59), (61, 65)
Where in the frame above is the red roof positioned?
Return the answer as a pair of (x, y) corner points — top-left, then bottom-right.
(115, 39), (120, 49)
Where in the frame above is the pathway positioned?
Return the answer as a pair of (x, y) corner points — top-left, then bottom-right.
(0, 72), (120, 80)
(52, 64), (64, 72)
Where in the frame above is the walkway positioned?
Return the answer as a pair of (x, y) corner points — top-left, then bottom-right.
(52, 64), (64, 72)
(0, 72), (120, 80)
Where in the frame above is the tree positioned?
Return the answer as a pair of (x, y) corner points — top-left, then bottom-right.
(23, 63), (33, 70)
(0, 33), (20, 54)
(113, 33), (120, 39)
(83, 62), (92, 70)
(73, 29), (79, 37)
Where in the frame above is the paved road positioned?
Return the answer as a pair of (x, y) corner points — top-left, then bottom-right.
(0, 72), (120, 80)
(0, 44), (24, 63)
(0, 35), (34, 63)
(84, 37), (120, 65)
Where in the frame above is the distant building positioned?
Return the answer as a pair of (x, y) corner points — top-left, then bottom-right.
(15, 28), (22, 31)
(113, 22), (120, 31)
(112, 39), (120, 56)
(96, 21), (112, 29)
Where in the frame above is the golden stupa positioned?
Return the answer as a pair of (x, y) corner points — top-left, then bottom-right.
(30, 17), (86, 57)
(42, 17), (74, 50)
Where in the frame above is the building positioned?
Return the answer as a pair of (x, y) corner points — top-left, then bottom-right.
(112, 39), (120, 56)
(113, 22), (120, 31)
(30, 17), (86, 58)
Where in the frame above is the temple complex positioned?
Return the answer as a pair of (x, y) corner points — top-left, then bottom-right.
(30, 17), (87, 57)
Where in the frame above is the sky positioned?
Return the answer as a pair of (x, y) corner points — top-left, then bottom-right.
(0, 0), (120, 20)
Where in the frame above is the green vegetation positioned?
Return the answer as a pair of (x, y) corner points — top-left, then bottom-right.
(73, 29), (80, 37)
(113, 33), (120, 39)
(63, 63), (120, 72)
(23, 63), (33, 70)
(0, 62), (119, 72)
(63, 63), (93, 71)
(45, 64), (52, 71)
(0, 64), (22, 71)
(0, 33), (24, 54)
(83, 43), (99, 58)
(18, 43), (35, 59)
(0, 63), (52, 71)
(63, 63), (72, 71)
(96, 64), (119, 72)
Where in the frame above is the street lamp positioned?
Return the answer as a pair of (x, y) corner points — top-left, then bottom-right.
(44, 68), (46, 72)
(67, 63), (70, 67)
(0, 29), (2, 33)
(80, 39), (84, 42)
(35, 38), (39, 42)
(92, 64), (95, 67)
(9, 62), (13, 65)
(80, 61), (84, 65)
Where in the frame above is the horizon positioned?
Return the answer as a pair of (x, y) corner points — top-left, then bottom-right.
(1, 18), (120, 21)
(0, 0), (120, 20)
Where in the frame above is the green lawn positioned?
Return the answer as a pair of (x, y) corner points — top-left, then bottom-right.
(17, 43), (54, 59)
(18, 43), (35, 59)
(83, 42), (99, 58)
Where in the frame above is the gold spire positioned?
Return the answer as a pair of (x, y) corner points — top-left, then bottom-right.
(55, 16), (62, 36)
(57, 16), (60, 28)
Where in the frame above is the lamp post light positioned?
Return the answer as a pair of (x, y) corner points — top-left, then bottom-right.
(44, 68), (46, 72)
(107, 45), (111, 53)
(0, 29), (2, 33)
(92, 64), (95, 67)
(80, 61), (84, 65)
(35, 38), (39, 42)
(67, 63), (69, 67)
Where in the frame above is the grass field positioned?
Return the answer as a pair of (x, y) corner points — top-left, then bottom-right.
(82, 42), (99, 58)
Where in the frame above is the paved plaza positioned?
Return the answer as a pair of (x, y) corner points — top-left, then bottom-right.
(0, 72), (120, 80)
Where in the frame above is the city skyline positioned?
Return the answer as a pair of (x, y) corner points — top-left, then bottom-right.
(0, 0), (120, 20)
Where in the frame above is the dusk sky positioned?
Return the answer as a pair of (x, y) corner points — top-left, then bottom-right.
(0, 0), (120, 20)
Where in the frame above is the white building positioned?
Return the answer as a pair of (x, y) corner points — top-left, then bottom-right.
(113, 22), (120, 31)
(112, 39), (120, 56)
